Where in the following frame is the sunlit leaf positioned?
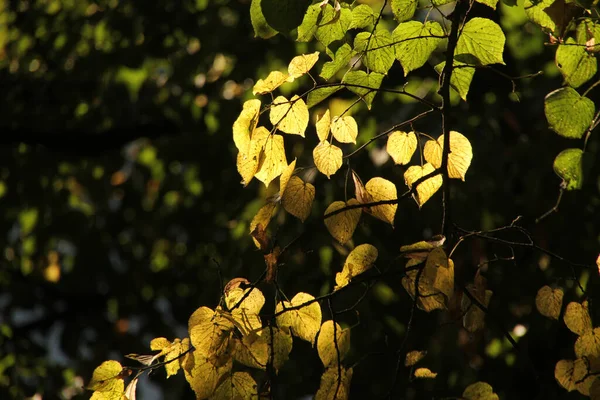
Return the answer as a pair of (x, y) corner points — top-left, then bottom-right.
(545, 88), (595, 139)
(249, 203), (277, 248)
(456, 18), (505, 66)
(150, 337), (190, 377)
(188, 307), (234, 358)
(423, 131), (473, 181)
(315, 366), (353, 400)
(225, 287), (265, 335)
(279, 159), (297, 195)
(253, 71), (290, 95)
(314, 4), (352, 47)
(402, 249), (454, 312)
(324, 199), (362, 244)
(255, 132), (287, 187)
(535, 285), (563, 320)
(462, 286), (493, 333)
(364, 177), (398, 225)
(276, 292), (322, 344)
(354, 29), (395, 74)
(321, 44), (353, 80)
(475, 0), (499, 9)
(297, 3), (321, 42)
(335, 244), (378, 290)
(435, 60), (475, 101)
(314, 140), (343, 179)
(317, 320), (351, 367)
(183, 351), (233, 399)
(564, 300), (592, 336)
(556, 38), (597, 88)
(393, 21), (445, 76)
(414, 367), (437, 378)
(349, 4), (376, 30)
(342, 71), (384, 110)
(576, 19), (600, 53)
(211, 372), (258, 400)
(555, 358), (588, 392)
(88, 360), (124, 400)
(250, 0), (278, 39)
(307, 85), (343, 108)
(463, 381), (500, 400)
(270, 326), (293, 373)
(269, 95), (309, 136)
(574, 327), (600, 358)
(233, 330), (268, 369)
(405, 350), (426, 366)
(316, 110), (331, 142)
(387, 131), (417, 165)
(282, 176), (315, 222)
(331, 115), (358, 144)
(236, 126), (269, 187)
(553, 149), (584, 191)
(288, 51), (320, 80)
(391, 0), (418, 22)
(404, 163), (442, 207)
(233, 99), (261, 153)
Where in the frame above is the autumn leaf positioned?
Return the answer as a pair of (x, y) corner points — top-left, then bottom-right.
(387, 131), (417, 165)
(225, 287), (265, 335)
(317, 320), (351, 367)
(282, 176), (315, 222)
(249, 203), (278, 248)
(88, 360), (125, 400)
(335, 243), (378, 290)
(150, 337), (190, 377)
(232, 99), (261, 153)
(254, 131), (287, 187)
(414, 367), (437, 378)
(233, 329), (268, 369)
(423, 131), (473, 180)
(279, 159), (297, 195)
(462, 285), (493, 333)
(288, 52), (320, 80)
(188, 306), (234, 359)
(183, 350), (233, 399)
(314, 140), (343, 179)
(463, 381), (500, 400)
(331, 115), (358, 144)
(324, 199), (362, 244)
(535, 285), (563, 320)
(315, 366), (353, 400)
(364, 177), (397, 225)
(269, 95), (309, 136)
(253, 70), (291, 95)
(404, 163), (442, 207)
(316, 109), (331, 142)
(405, 350), (426, 366)
(211, 372), (258, 400)
(276, 292), (322, 344)
(564, 300), (592, 336)
(574, 327), (600, 358)
(555, 359), (588, 392)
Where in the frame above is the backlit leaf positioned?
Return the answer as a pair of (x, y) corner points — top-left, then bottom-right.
(324, 199), (362, 244)
(424, 131), (473, 181)
(364, 177), (397, 225)
(297, 3), (321, 42)
(575, 327), (600, 358)
(435, 60), (475, 101)
(576, 19), (600, 53)
(150, 338), (190, 378)
(349, 4), (376, 30)
(317, 320), (351, 367)
(188, 307), (234, 358)
(307, 85), (343, 108)
(405, 350), (426, 366)
(335, 243), (378, 290)
(250, 0), (277, 39)
(282, 176), (315, 222)
(462, 286), (493, 333)
(404, 163), (442, 207)
(270, 326), (293, 373)
(331, 115), (358, 144)
(556, 38), (597, 88)
(535, 285), (563, 320)
(391, 0), (418, 22)
(233, 330), (268, 369)
(387, 131), (417, 165)
(270, 95), (309, 136)
(233, 99), (261, 153)
(555, 358), (587, 392)
(314, 140), (343, 179)
(225, 287), (265, 335)
(554, 149), (584, 190)
(288, 52), (320, 80)
(314, 4), (352, 47)
(402, 250), (454, 312)
(316, 110), (331, 142)
(354, 29), (395, 74)
(88, 360), (124, 400)
(456, 18), (505, 66)
(279, 159), (297, 195)
(315, 366), (353, 400)
(276, 292), (322, 344)
(249, 202), (277, 248)
(545, 88), (595, 139)
(414, 368), (437, 378)
(475, 0), (499, 9)
(236, 126), (268, 186)
(523, 0), (557, 33)
(183, 351), (232, 399)
(463, 382), (500, 400)
(321, 44), (353, 80)
(342, 70), (384, 110)
(253, 71), (290, 95)
(211, 372), (257, 400)
(393, 21), (445, 76)
(255, 132), (287, 187)
(564, 301), (593, 336)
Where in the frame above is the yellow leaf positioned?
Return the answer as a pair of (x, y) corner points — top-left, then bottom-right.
(555, 359), (587, 392)
(254, 132), (287, 187)
(575, 327), (600, 358)
(183, 350), (233, 399)
(270, 326), (293, 373)
(405, 350), (427, 367)
(149, 338), (190, 378)
(269, 95), (309, 136)
(314, 140), (343, 179)
(279, 159), (297, 196)
(249, 203), (278, 248)
(315, 366), (353, 400)
(365, 177), (397, 225)
(331, 115), (358, 144)
(236, 126), (268, 187)
(233, 330), (268, 369)
(282, 176), (315, 222)
(414, 367), (437, 379)
(463, 381), (500, 400)
(276, 292), (322, 344)
(402, 249), (454, 312)
(88, 361), (124, 400)
(535, 285), (563, 320)
(232, 99), (261, 153)
(316, 110), (331, 142)
(288, 51), (320, 79)
(564, 300), (593, 336)
(324, 199), (362, 244)
(335, 244), (378, 290)
(462, 286), (493, 333)
(253, 71), (290, 95)
(188, 307), (234, 358)
(386, 131), (417, 165)
(423, 131), (473, 181)
(211, 372), (258, 400)
(150, 337), (171, 351)
(404, 163), (442, 207)
(317, 320), (351, 367)
(225, 287), (265, 335)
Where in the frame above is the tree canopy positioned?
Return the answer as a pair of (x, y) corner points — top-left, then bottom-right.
(1, 0), (600, 399)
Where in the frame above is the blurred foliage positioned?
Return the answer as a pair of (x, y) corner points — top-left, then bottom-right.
(0, 0), (599, 399)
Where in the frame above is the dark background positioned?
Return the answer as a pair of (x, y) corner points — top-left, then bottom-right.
(0, 0), (599, 399)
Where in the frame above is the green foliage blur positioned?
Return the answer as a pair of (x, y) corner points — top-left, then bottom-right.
(1, 0), (599, 399)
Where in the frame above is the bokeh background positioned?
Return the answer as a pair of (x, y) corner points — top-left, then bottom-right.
(1, 0), (599, 399)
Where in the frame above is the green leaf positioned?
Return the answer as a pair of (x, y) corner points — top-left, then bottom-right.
(435, 61), (475, 101)
(553, 149), (584, 190)
(342, 70), (384, 109)
(456, 18), (505, 66)
(393, 21), (445, 76)
(354, 29), (395, 74)
(556, 38), (597, 88)
(432, 0), (455, 5)
(250, 0), (278, 39)
(576, 19), (600, 53)
(261, 0), (312, 34)
(315, 4), (352, 47)
(297, 4), (321, 42)
(391, 0), (418, 22)
(523, 0), (556, 32)
(349, 4), (376, 30)
(307, 85), (343, 108)
(320, 44), (353, 80)
(475, 0), (499, 8)
(544, 87), (595, 139)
